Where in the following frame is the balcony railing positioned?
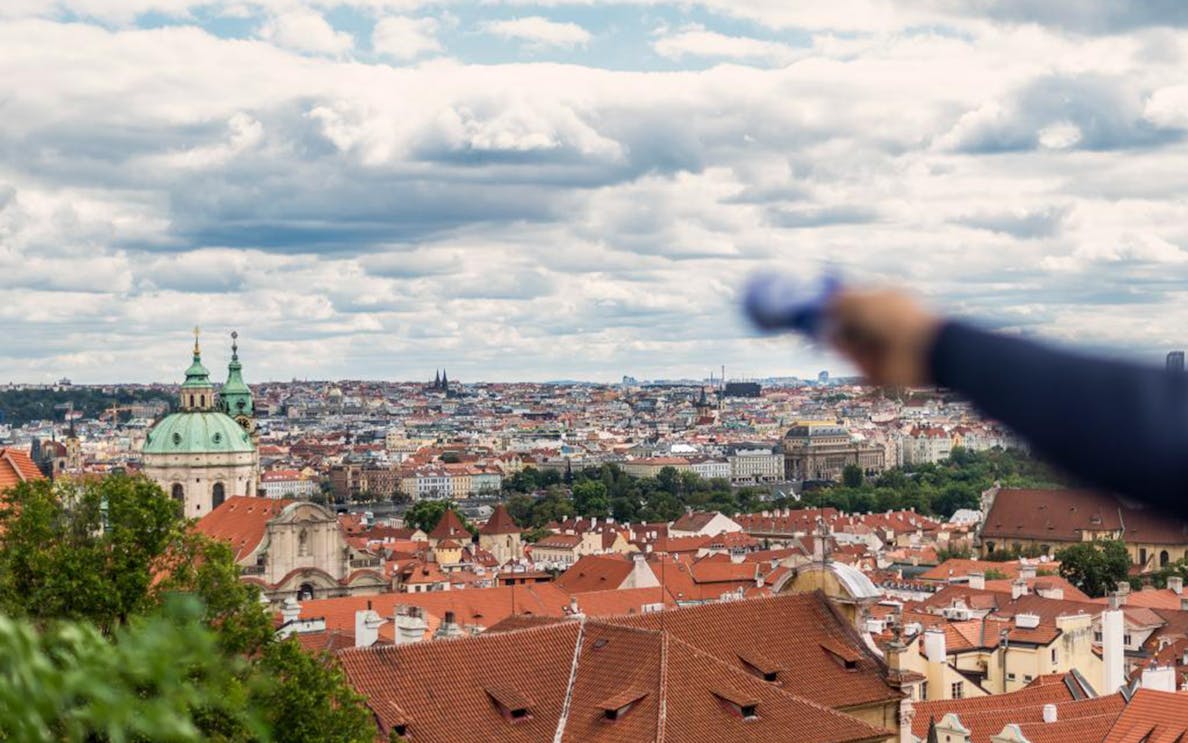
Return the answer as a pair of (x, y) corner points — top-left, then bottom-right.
(350, 557), (381, 569)
(240, 564), (266, 576)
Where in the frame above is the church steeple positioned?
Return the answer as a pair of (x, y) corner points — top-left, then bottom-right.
(434, 370), (441, 389)
(180, 327), (215, 411)
(220, 330), (254, 429)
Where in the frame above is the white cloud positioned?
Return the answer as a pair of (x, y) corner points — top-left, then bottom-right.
(482, 16), (592, 49)
(372, 16), (441, 61)
(3, 7), (1188, 382)
(259, 10), (353, 56)
(652, 25), (798, 65)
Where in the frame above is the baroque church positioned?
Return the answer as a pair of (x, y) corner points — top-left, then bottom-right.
(142, 330), (259, 518)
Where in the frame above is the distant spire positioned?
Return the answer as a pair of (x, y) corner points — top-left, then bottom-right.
(442, 370), (449, 390)
(192, 326), (201, 358)
(230, 330), (239, 362)
(434, 370), (441, 389)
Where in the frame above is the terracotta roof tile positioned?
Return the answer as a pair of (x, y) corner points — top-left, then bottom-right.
(0, 447), (44, 493)
(479, 503), (522, 535)
(195, 496), (292, 561)
(610, 592), (901, 709)
(1104, 688), (1188, 743)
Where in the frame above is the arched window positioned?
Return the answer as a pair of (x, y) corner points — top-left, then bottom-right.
(189, 394), (195, 408)
(200, 394), (205, 408)
(297, 583), (315, 601)
(212, 482), (225, 509)
(1140, 548), (1148, 566)
(1161, 550), (1170, 567)
(171, 483), (184, 502)
(986, 541), (996, 554)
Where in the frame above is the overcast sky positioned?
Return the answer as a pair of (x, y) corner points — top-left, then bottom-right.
(4, 1), (1188, 384)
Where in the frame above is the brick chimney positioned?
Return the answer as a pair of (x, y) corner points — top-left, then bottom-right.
(435, 609), (463, 639)
(1010, 579), (1027, 599)
(923, 627), (946, 700)
(1042, 704), (1057, 724)
(967, 571), (985, 591)
(1141, 664), (1176, 692)
(1018, 561), (1036, 580)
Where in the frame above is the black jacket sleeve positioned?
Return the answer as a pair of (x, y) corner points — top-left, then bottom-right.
(929, 321), (1188, 510)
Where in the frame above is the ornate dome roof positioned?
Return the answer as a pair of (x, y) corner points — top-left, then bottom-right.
(143, 411), (254, 455)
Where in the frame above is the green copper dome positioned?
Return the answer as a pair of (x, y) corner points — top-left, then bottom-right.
(143, 412), (254, 455)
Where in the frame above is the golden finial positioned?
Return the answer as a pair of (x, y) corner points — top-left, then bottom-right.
(193, 326), (200, 356)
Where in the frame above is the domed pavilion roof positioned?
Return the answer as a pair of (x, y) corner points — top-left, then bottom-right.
(143, 411), (254, 455)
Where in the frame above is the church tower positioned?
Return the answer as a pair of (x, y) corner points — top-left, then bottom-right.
(142, 328), (260, 518)
(219, 330), (255, 437)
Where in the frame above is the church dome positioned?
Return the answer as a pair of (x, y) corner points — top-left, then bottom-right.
(143, 411), (254, 455)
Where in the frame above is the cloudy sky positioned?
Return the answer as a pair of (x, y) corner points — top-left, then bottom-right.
(4, 1), (1188, 384)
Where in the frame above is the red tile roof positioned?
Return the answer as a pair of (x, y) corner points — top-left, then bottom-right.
(912, 676), (1118, 741)
(428, 508), (470, 541)
(610, 592), (901, 710)
(554, 555), (636, 594)
(338, 616), (891, 742)
(479, 503), (521, 535)
(195, 496), (292, 561)
(984, 488), (1188, 545)
(0, 447), (43, 493)
(1103, 688), (1188, 743)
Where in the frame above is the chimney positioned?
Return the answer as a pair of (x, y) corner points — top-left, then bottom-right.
(1014, 613), (1040, 629)
(629, 551), (659, 589)
(1141, 664), (1177, 693)
(1042, 704), (1057, 724)
(1101, 607), (1125, 694)
(435, 609), (463, 639)
(568, 596), (583, 617)
(280, 596), (301, 626)
(1169, 576), (1183, 595)
(967, 571), (985, 591)
(1181, 597), (1188, 612)
(354, 609), (384, 648)
(1018, 561), (1036, 580)
(923, 627), (946, 701)
(394, 605), (428, 645)
(1010, 579), (1027, 599)
(1116, 581), (1131, 600)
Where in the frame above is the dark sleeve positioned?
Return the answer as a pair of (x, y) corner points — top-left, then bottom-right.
(928, 321), (1188, 509)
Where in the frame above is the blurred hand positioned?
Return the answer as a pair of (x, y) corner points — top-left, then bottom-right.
(826, 288), (942, 387)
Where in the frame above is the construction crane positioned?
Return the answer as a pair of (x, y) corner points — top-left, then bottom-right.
(100, 404), (136, 422)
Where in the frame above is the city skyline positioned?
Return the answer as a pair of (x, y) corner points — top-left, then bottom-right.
(6, 2), (1188, 383)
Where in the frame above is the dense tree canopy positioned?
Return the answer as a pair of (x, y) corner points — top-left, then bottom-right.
(1056, 540), (1133, 598)
(403, 499), (475, 536)
(0, 475), (376, 741)
(0, 387), (172, 426)
(500, 448), (1057, 527)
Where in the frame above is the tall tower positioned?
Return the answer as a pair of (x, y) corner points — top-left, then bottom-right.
(220, 330), (255, 436)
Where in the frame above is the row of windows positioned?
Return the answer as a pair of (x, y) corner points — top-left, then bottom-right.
(171, 482), (226, 510)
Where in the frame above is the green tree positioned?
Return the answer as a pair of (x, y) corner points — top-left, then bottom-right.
(842, 464), (864, 488)
(0, 596), (265, 742)
(251, 639), (373, 743)
(0, 475), (195, 631)
(1056, 540), (1132, 598)
(0, 475), (377, 742)
(403, 500), (452, 534)
(572, 480), (610, 517)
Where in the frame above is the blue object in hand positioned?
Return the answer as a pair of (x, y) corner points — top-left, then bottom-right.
(742, 272), (840, 340)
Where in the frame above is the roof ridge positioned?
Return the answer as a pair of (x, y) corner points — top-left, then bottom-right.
(551, 616), (585, 743)
(337, 616), (581, 657)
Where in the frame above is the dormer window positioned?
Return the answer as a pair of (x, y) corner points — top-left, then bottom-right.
(486, 685), (532, 723)
(820, 640), (861, 671)
(738, 652), (783, 683)
(598, 690), (648, 723)
(712, 688), (759, 720)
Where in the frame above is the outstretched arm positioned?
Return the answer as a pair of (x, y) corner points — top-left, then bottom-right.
(828, 289), (1188, 508)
